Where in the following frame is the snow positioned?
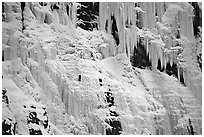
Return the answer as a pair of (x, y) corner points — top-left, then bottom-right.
(136, 68), (202, 134)
(2, 2), (202, 135)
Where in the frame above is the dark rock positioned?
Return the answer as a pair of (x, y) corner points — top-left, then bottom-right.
(2, 119), (17, 135)
(29, 128), (43, 135)
(99, 78), (102, 86)
(77, 2), (99, 31)
(131, 38), (151, 69)
(104, 92), (114, 107)
(78, 75), (82, 81)
(2, 88), (9, 104)
(28, 111), (40, 125)
(105, 118), (122, 135)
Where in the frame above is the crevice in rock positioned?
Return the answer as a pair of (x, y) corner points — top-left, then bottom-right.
(105, 20), (108, 32)
(2, 50), (5, 61)
(2, 2), (5, 21)
(66, 4), (69, 15)
(20, 2), (25, 31)
(111, 16), (119, 46)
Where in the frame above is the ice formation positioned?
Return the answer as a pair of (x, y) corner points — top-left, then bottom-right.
(98, 2), (202, 102)
(2, 2), (202, 135)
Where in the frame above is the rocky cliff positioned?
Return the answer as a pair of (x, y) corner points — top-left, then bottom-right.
(2, 2), (202, 135)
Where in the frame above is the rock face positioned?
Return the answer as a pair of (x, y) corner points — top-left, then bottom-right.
(2, 2), (202, 135)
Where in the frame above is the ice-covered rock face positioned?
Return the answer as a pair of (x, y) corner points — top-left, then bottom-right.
(2, 2), (202, 135)
(98, 2), (202, 104)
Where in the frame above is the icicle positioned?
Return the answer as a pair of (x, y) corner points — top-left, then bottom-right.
(153, 43), (158, 70)
(156, 45), (163, 69)
(177, 66), (180, 81)
(187, 6), (194, 39)
(164, 53), (167, 70)
(108, 6), (112, 34)
(161, 48), (165, 69)
(170, 52), (173, 67)
(183, 67), (186, 86)
(185, 68), (190, 89)
(146, 37), (149, 56)
(142, 3), (148, 28)
(148, 41), (152, 62)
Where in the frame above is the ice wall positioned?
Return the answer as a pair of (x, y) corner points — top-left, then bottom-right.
(98, 2), (196, 65)
(2, 2), (202, 135)
(99, 2), (202, 103)
(99, 2), (137, 58)
(2, 2), (106, 135)
(179, 3), (194, 40)
(98, 2), (159, 59)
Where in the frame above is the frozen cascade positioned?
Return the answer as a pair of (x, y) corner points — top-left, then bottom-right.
(98, 2), (176, 71)
(98, 2), (200, 93)
(179, 3), (194, 40)
(2, 2), (202, 135)
(139, 2), (156, 29)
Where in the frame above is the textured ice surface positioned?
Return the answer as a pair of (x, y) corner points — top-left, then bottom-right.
(2, 2), (202, 135)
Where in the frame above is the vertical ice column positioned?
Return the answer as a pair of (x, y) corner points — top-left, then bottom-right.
(172, 15), (179, 36)
(179, 3), (194, 39)
(7, 31), (19, 60)
(52, 10), (60, 25)
(139, 2), (147, 28)
(99, 3), (105, 30)
(3, 3), (22, 61)
(155, 2), (165, 22)
(33, 6), (45, 24)
(141, 2), (156, 29)
(71, 3), (77, 28)
(186, 6), (194, 39)
(118, 3), (126, 54)
(4, 2), (14, 22)
(99, 2), (139, 58)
